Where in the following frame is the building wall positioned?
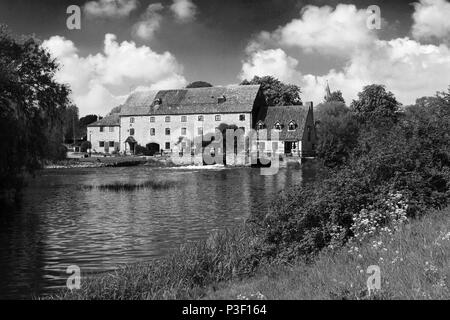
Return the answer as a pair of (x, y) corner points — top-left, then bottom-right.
(87, 126), (120, 154)
(119, 113), (252, 154)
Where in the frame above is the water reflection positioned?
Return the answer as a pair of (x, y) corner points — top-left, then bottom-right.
(0, 165), (315, 299)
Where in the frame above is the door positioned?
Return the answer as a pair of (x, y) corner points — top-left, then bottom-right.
(285, 141), (293, 155)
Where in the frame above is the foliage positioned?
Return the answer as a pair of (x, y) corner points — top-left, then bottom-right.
(315, 102), (359, 167)
(253, 85), (450, 261)
(325, 90), (345, 104)
(186, 81), (213, 88)
(48, 226), (262, 300)
(350, 84), (400, 124)
(80, 141), (91, 153)
(0, 25), (71, 193)
(240, 76), (302, 106)
(206, 207), (450, 300)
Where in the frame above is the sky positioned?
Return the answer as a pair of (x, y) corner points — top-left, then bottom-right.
(1, 0), (450, 115)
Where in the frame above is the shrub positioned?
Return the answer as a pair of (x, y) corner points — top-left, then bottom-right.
(250, 89), (450, 262)
(80, 141), (91, 153)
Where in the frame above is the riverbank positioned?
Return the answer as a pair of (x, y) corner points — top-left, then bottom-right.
(205, 207), (450, 300)
(47, 207), (450, 300)
(43, 157), (173, 169)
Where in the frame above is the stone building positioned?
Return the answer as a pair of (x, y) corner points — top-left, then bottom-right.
(87, 113), (120, 154)
(87, 85), (316, 162)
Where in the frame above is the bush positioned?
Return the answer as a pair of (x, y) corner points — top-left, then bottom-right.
(80, 141), (91, 153)
(251, 90), (450, 262)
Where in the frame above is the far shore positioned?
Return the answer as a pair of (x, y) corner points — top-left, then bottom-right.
(43, 156), (170, 169)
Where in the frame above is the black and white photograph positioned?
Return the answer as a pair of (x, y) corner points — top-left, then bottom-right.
(0, 0), (449, 307)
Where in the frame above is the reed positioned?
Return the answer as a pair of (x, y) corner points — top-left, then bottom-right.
(84, 180), (179, 191)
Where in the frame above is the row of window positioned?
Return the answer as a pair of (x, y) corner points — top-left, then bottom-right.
(257, 141), (280, 151)
(130, 126), (247, 137)
(99, 127), (115, 132)
(130, 114), (246, 123)
(99, 141), (116, 147)
(256, 121), (297, 131)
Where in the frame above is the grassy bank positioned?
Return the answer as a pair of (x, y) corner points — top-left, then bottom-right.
(48, 226), (259, 300)
(48, 207), (449, 300)
(205, 207), (450, 300)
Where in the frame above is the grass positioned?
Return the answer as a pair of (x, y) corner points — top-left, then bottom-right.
(47, 207), (449, 300)
(205, 207), (450, 300)
(46, 226), (258, 300)
(84, 180), (179, 191)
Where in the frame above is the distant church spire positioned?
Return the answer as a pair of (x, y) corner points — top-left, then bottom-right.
(325, 80), (332, 101)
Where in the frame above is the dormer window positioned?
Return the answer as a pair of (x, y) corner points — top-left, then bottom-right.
(218, 95), (226, 103)
(274, 122), (282, 131)
(256, 121), (265, 130)
(154, 98), (162, 105)
(288, 121), (296, 131)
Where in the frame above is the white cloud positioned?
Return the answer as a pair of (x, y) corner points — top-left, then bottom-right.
(239, 3), (450, 106)
(84, 0), (139, 18)
(239, 48), (302, 84)
(412, 0), (450, 42)
(300, 39), (450, 105)
(170, 0), (197, 23)
(132, 3), (164, 41)
(269, 4), (376, 56)
(42, 34), (187, 116)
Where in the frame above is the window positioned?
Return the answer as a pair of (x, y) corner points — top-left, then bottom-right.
(215, 115), (221, 121)
(165, 128), (170, 135)
(99, 141), (105, 147)
(274, 122), (282, 131)
(130, 117), (134, 123)
(272, 142), (278, 152)
(109, 126), (114, 132)
(130, 128), (135, 136)
(307, 126), (312, 142)
(239, 114), (245, 121)
(150, 117), (155, 123)
(181, 128), (187, 135)
(198, 115), (204, 121)
(109, 141), (114, 147)
(257, 142), (265, 151)
(288, 121), (296, 131)
(150, 128), (155, 136)
(100, 127), (104, 132)
(181, 115), (187, 122)
(197, 127), (203, 135)
(256, 121), (264, 130)
(165, 116), (170, 122)
(165, 142), (170, 150)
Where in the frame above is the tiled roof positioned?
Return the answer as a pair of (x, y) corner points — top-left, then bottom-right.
(255, 104), (312, 140)
(120, 85), (261, 116)
(87, 113), (120, 127)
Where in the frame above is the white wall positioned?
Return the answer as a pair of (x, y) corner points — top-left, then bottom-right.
(119, 113), (252, 154)
(87, 126), (120, 154)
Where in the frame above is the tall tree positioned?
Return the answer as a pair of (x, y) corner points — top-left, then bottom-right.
(240, 76), (302, 106)
(78, 114), (98, 139)
(186, 81), (213, 88)
(315, 102), (358, 167)
(0, 25), (71, 194)
(350, 84), (400, 123)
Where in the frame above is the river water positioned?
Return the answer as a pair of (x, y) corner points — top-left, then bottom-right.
(0, 165), (315, 299)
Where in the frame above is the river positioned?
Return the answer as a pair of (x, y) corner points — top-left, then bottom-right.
(0, 164), (316, 299)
